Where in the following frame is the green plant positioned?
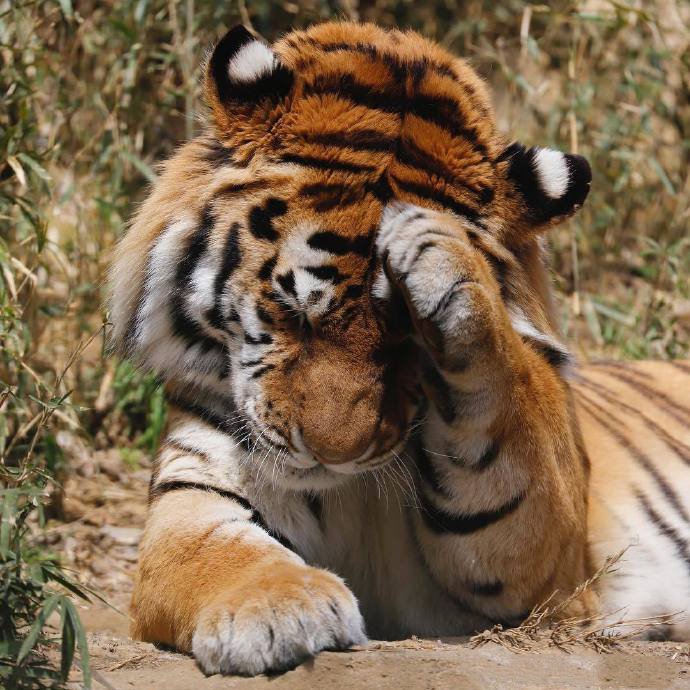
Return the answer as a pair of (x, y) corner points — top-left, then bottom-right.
(0, 487), (92, 689)
(1, 2), (96, 687)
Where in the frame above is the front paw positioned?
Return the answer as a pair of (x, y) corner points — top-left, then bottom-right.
(192, 563), (366, 676)
(376, 202), (500, 370)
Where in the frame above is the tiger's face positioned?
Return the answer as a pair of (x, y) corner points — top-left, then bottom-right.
(218, 181), (417, 489)
(113, 22), (590, 490)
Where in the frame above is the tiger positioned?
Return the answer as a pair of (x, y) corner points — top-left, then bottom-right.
(109, 21), (690, 676)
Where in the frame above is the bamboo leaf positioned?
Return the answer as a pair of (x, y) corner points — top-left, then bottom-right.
(16, 594), (61, 664)
(60, 602), (76, 680)
(120, 151), (157, 183)
(6, 156), (27, 187)
(64, 598), (91, 689)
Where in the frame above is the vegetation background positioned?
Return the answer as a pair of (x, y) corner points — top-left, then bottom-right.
(1, 0), (688, 686)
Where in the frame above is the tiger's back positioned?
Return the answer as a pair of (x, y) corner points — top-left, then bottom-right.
(576, 360), (690, 637)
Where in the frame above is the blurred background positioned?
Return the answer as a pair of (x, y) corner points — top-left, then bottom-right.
(1, 0), (689, 686)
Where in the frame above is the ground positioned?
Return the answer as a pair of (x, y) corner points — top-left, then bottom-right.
(46, 442), (690, 690)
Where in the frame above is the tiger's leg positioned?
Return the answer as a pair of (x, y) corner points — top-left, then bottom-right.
(130, 405), (365, 676)
(377, 203), (594, 623)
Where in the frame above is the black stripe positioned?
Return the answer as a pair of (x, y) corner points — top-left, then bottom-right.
(281, 152), (377, 174)
(526, 338), (572, 370)
(166, 439), (211, 462)
(391, 175), (481, 223)
(310, 39), (459, 84)
(300, 129), (397, 153)
(406, 240), (436, 269)
(255, 304), (274, 325)
(170, 397), (245, 444)
(406, 95), (488, 157)
(637, 490), (690, 576)
(427, 277), (468, 321)
(397, 137), (489, 199)
(205, 222), (242, 331)
(420, 489), (526, 535)
(151, 480), (255, 512)
(577, 396), (690, 524)
(470, 580), (504, 596)
(276, 270), (296, 296)
(217, 179), (272, 196)
(248, 198), (287, 241)
(244, 332), (273, 345)
(169, 207), (225, 354)
(422, 365), (457, 424)
(303, 73), (403, 116)
(251, 364), (275, 379)
(302, 73), (489, 160)
(341, 284), (364, 302)
(304, 265), (348, 284)
(258, 255), (277, 281)
(306, 493), (323, 524)
(307, 231), (372, 257)
(150, 480), (295, 551)
(472, 243), (510, 299)
(415, 444), (447, 495)
(299, 182), (364, 212)
(594, 360), (653, 380)
(474, 439), (501, 472)
(597, 366), (690, 427)
(577, 377), (690, 466)
(669, 361), (690, 376)
(200, 139), (236, 169)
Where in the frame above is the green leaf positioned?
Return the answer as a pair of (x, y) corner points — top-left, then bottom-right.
(64, 598), (91, 689)
(42, 564), (92, 602)
(56, 0), (74, 18)
(648, 157), (676, 195)
(16, 593), (61, 664)
(60, 602), (76, 680)
(0, 493), (16, 558)
(120, 150), (157, 183)
(16, 153), (51, 182)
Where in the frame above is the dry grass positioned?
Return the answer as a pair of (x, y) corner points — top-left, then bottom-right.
(470, 550), (678, 654)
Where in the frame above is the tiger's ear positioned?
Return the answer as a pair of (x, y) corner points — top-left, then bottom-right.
(500, 143), (591, 237)
(205, 25), (294, 117)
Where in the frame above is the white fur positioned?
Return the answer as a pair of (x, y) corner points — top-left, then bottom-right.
(508, 304), (573, 375)
(228, 41), (276, 83)
(372, 268), (391, 300)
(271, 225), (338, 319)
(533, 148), (569, 199)
(192, 559), (365, 676)
(131, 215), (229, 393)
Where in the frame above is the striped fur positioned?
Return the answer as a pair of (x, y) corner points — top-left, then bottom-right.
(110, 22), (689, 676)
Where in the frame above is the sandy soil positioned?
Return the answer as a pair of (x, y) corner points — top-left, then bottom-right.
(46, 442), (690, 690)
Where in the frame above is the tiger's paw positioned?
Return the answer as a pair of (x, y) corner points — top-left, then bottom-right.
(191, 563), (366, 676)
(376, 202), (500, 371)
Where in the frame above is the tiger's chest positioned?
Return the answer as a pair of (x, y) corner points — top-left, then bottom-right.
(253, 470), (489, 639)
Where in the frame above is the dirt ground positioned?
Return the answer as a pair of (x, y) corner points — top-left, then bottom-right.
(46, 443), (690, 690)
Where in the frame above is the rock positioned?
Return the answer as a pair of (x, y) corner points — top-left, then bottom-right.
(56, 430), (95, 477)
(100, 525), (142, 547)
(62, 495), (88, 522)
(96, 450), (125, 481)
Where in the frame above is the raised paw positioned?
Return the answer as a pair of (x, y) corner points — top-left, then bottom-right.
(191, 562), (366, 676)
(376, 202), (501, 370)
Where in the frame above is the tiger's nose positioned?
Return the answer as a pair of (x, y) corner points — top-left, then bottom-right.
(301, 428), (372, 465)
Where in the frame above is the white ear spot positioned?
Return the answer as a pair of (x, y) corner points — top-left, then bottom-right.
(533, 148), (569, 199)
(228, 41), (276, 83)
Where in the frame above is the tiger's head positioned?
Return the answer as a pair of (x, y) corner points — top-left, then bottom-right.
(111, 22), (590, 490)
